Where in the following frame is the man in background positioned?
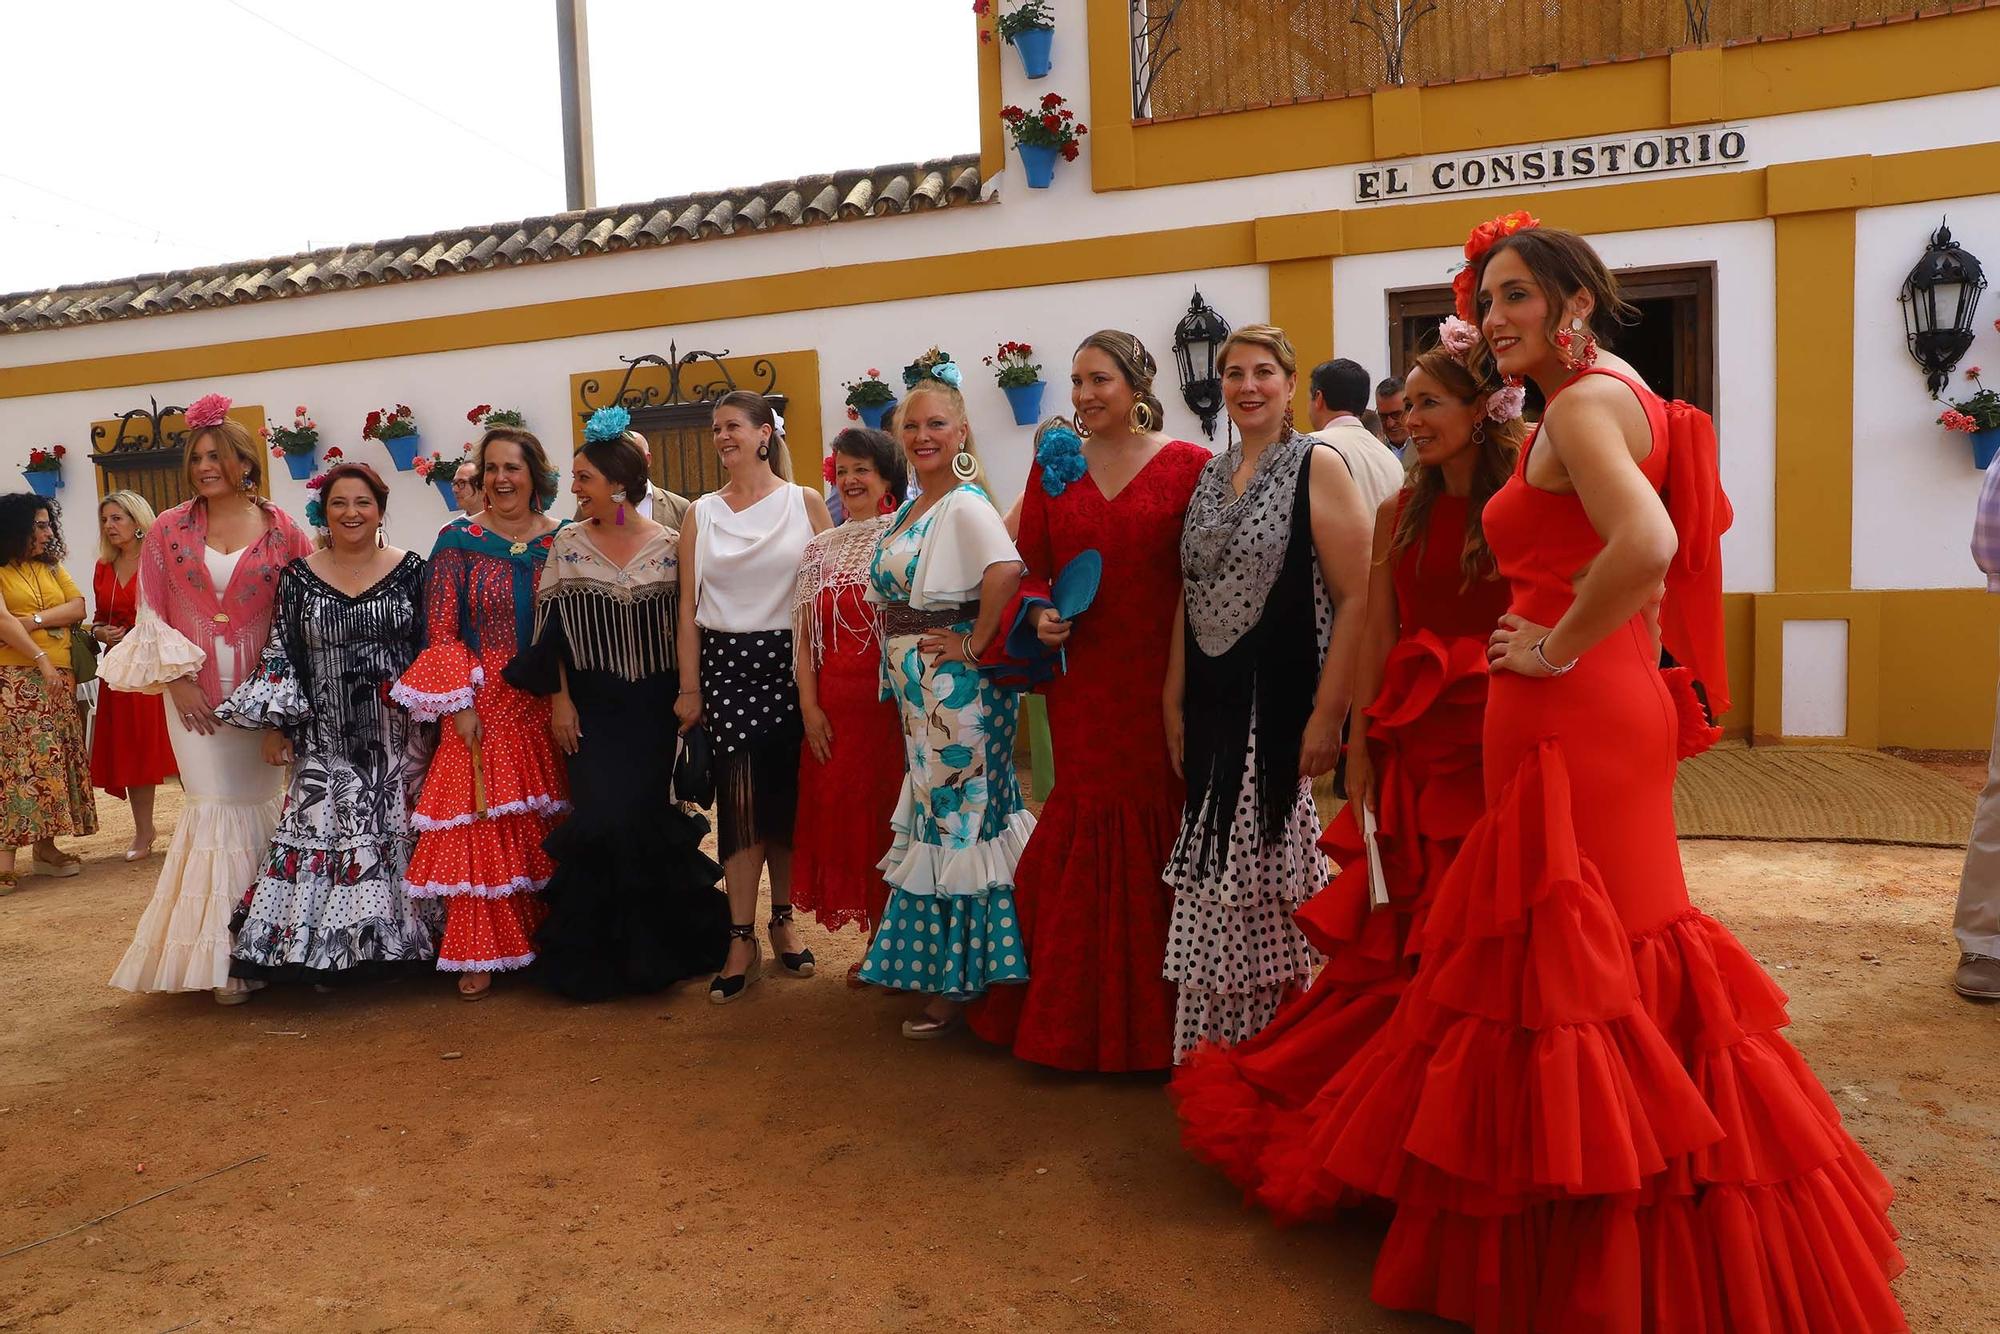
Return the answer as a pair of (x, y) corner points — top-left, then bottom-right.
(1953, 452), (2000, 1001)
(450, 459), (481, 514)
(1307, 358), (1406, 515)
(1375, 376), (1411, 461)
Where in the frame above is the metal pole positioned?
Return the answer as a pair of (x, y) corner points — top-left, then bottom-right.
(555, 0), (597, 211)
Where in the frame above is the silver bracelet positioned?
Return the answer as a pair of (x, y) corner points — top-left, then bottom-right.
(1531, 638), (1576, 676)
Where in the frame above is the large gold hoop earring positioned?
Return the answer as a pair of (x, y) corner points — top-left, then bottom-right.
(951, 446), (980, 483)
(1128, 401), (1156, 434)
(1071, 413), (1092, 440)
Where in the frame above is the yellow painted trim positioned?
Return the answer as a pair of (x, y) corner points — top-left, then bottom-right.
(10, 140), (2000, 407)
(1086, 0), (1136, 190)
(1720, 592), (1753, 740)
(1766, 156), (1872, 216)
(1772, 210), (1854, 593)
(1106, 7), (2000, 190)
(565, 351), (822, 485)
(1668, 49), (1723, 127)
(1878, 590), (2000, 750)
(1370, 86), (1422, 160)
(977, 13), (1004, 183)
(1266, 259), (1334, 418)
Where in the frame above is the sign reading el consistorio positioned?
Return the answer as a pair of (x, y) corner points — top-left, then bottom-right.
(1354, 126), (1749, 204)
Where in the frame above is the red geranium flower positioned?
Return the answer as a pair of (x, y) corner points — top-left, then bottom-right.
(846, 406), (860, 421)
(1060, 143), (1080, 162)
(822, 454), (837, 482)
(1041, 113), (1061, 131)
(1040, 92), (1062, 109)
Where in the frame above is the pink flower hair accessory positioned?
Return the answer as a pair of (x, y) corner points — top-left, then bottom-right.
(184, 393), (232, 430)
(1486, 380), (1527, 423)
(1436, 315), (1480, 359)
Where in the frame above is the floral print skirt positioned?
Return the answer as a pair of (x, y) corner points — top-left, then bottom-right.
(858, 629), (1035, 999)
(0, 665), (96, 846)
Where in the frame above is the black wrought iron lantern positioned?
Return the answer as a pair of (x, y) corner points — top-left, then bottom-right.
(1172, 288), (1231, 439)
(1900, 220), (1987, 398)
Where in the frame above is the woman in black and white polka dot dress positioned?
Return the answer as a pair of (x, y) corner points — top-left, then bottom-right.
(676, 391), (832, 1004)
(1163, 325), (1373, 1062)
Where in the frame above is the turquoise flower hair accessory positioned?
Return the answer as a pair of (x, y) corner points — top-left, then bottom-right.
(584, 404), (632, 443)
(932, 360), (963, 388)
(303, 470), (328, 528)
(1035, 419), (1087, 496)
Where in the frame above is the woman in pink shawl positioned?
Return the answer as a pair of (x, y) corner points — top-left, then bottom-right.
(106, 395), (312, 1004)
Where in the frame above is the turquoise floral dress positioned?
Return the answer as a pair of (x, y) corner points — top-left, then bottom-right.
(858, 487), (1035, 999)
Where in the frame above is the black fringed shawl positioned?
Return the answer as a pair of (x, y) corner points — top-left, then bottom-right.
(1179, 441), (1325, 870)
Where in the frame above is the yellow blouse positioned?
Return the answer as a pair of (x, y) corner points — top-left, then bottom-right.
(0, 561), (82, 669)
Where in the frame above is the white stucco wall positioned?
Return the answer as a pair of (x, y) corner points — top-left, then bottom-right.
(1331, 220), (1778, 594)
(6, 265), (1267, 570)
(1851, 193), (2000, 590)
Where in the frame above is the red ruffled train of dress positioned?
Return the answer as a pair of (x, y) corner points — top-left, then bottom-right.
(1303, 736), (1904, 1332)
(1171, 628), (1491, 1213)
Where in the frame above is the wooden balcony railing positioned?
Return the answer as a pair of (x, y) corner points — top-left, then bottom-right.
(1131, 1), (1973, 122)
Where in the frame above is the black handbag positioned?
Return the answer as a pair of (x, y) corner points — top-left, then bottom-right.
(674, 723), (714, 808)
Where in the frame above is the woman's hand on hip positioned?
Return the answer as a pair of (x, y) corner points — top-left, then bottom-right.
(1488, 613), (1559, 678)
(167, 676), (218, 735)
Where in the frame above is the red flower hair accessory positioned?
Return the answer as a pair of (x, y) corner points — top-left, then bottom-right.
(1450, 210), (1541, 322)
(184, 393), (232, 430)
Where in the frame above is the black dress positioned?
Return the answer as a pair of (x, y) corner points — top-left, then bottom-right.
(502, 525), (728, 1000)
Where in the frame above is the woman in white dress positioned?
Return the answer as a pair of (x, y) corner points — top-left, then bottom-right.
(105, 395), (313, 1004)
(675, 390), (832, 1003)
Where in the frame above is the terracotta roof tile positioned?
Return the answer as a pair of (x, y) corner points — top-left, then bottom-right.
(1, 152), (983, 334)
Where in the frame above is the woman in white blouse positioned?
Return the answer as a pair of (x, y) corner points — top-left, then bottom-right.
(676, 389), (832, 1002)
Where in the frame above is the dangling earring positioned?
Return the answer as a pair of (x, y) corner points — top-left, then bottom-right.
(1071, 413), (1092, 440)
(610, 488), (628, 525)
(1554, 317), (1599, 371)
(951, 446), (980, 483)
(1128, 401), (1156, 435)
(755, 432), (772, 461)
(878, 492), (897, 515)
(1281, 404), (1296, 435)
(1471, 420), (1486, 447)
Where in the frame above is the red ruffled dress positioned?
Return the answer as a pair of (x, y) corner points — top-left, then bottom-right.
(969, 441), (1209, 1072)
(90, 560), (176, 797)
(393, 518), (569, 973)
(1172, 491), (1509, 1212)
(1295, 369), (1906, 1332)
(791, 516), (903, 932)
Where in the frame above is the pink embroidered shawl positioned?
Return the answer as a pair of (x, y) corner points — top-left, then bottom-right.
(137, 498), (311, 704)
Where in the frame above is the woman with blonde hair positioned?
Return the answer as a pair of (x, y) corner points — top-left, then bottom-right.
(107, 395), (313, 1001)
(1173, 326), (1523, 1217)
(1164, 324), (1373, 1061)
(91, 490), (176, 861)
(855, 364), (1037, 1038)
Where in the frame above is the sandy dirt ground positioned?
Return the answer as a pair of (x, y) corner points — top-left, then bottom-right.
(2, 787), (1995, 1334)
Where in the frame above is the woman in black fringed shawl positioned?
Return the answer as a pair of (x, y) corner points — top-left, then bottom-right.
(503, 432), (729, 1001)
(1163, 324), (1373, 1063)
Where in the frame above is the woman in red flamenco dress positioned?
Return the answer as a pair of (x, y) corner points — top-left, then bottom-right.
(1172, 335), (1521, 1214)
(969, 330), (1210, 1072)
(393, 430), (569, 1000)
(1292, 219), (1906, 1333)
(790, 427), (908, 964)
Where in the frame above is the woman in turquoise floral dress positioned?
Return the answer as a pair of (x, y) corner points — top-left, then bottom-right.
(859, 369), (1037, 1039)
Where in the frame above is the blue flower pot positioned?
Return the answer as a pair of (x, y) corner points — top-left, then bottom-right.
(857, 400), (895, 430)
(282, 450), (316, 482)
(434, 474), (462, 511)
(1003, 380), (1047, 426)
(22, 470), (61, 498)
(384, 432), (421, 471)
(1012, 25), (1054, 79)
(1016, 141), (1059, 189)
(1973, 428), (2000, 472)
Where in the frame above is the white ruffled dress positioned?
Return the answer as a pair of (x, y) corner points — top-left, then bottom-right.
(107, 548), (287, 993)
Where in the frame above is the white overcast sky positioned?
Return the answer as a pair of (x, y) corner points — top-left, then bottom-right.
(0, 0), (975, 295)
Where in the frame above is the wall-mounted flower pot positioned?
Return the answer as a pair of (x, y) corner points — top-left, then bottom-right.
(383, 433), (422, 471)
(1002, 380), (1047, 426)
(1012, 26), (1054, 79)
(857, 400), (896, 431)
(1016, 141), (1058, 189)
(1973, 427), (2000, 471)
(434, 474), (463, 511)
(22, 471), (61, 498)
(281, 451), (316, 482)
